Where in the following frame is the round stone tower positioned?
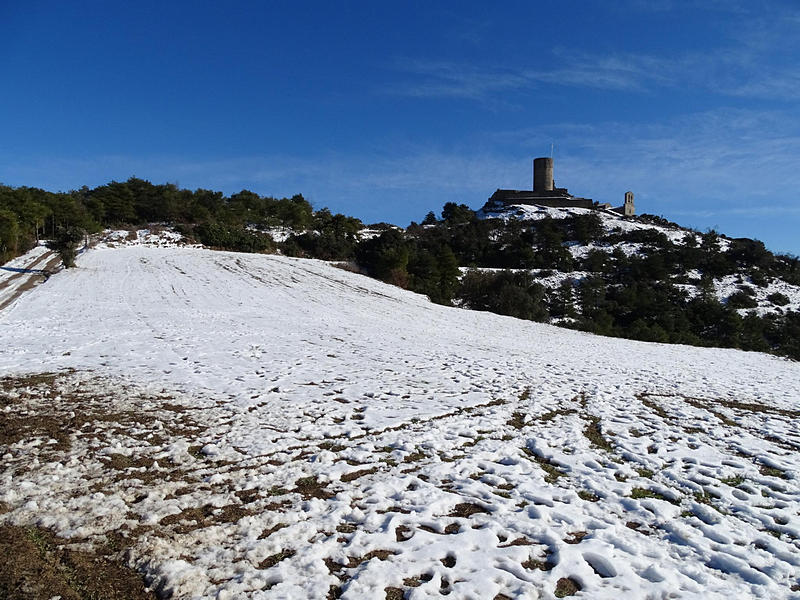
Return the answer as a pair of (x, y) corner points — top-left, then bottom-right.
(533, 157), (554, 192)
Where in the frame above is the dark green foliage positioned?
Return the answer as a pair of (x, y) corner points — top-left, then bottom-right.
(193, 223), (274, 253)
(46, 226), (84, 268)
(572, 212), (604, 244)
(766, 292), (790, 306)
(407, 244), (460, 304)
(726, 290), (758, 309)
(441, 202), (476, 225)
(0, 178), (316, 258)
(283, 208), (363, 261)
(459, 270), (548, 321)
(0, 209), (20, 262)
(355, 229), (409, 286)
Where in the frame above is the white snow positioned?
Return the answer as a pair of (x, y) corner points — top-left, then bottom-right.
(1, 241), (799, 599)
(96, 227), (198, 249)
(0, 243), (59, 310)
(713, 274), (800, 315)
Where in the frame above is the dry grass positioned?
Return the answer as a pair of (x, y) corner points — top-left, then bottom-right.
(0, 524), (155, 600)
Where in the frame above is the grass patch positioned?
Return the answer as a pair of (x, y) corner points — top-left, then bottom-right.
(639, 395), (668, 419)
(538, 408), (577, 422)
(507, 412), (525, 429)
(630, 487), (680, 505)
(583, 417), (613, 451)
(522, 448), (566, 483)
(759, 465), (788, 479)
(693, 491), (717, 505)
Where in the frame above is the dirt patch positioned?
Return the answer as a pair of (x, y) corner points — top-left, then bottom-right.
(555, 576), (582, 597)
(259, 549), (295, 569)
(293, 475), (334, 499)
(449, 502), (491, 518)
(564, 531), (588, 544)
(0, 524), (155, 600)
(385, 587), (404, 600)
(341, 467), (378, 482)
(395, 525), (413, 542)
(522, 549), (555, 571)
(0, 251), (60, 311)
(160, 503), (254, 533)
(538, 408), (577, 422)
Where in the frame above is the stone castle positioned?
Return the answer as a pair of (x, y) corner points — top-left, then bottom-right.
(487, 157), (634, 217)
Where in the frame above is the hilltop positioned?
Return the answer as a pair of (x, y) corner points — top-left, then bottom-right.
(0, 236), (799, 599)
(476, 201), (800, 318)
(2, 178), (800, 360)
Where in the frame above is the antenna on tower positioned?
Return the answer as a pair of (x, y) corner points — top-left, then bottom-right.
(550, 142), (554, 158)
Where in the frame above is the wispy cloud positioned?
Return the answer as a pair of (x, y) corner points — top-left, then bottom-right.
(506, 108), (800, 215)
(391, 53), (672, 101)
(390, 61), (530, 100)
(390, 2), (800, 103)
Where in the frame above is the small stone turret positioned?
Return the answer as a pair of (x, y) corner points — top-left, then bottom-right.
(623, 191), (635, 216)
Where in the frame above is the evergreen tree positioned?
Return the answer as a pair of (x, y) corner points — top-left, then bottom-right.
(47, 226), (84, 268)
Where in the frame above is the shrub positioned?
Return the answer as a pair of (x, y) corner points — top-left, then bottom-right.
(766, 292), (790, 306)
(47, 226), (84, 268)
(726, 290), (758, 309)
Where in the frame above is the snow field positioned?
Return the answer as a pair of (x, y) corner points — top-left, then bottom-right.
(0, 242), (799, 599)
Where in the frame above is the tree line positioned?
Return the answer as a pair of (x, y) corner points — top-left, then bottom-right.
(1, 180), (798, 360)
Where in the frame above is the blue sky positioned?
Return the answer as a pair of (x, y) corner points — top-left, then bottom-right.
(2, 1), (799, 254)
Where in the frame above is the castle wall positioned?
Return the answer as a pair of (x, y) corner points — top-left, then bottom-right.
(527, 197), (594, 209)
(489, 189), (593, 210)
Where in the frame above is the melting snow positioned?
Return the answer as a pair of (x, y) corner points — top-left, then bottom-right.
(0, 240), (799, 599)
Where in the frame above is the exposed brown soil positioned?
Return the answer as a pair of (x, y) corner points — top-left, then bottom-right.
(293, 475), (334, 499)
(258, 549), (295, 569)
(564, 531), (588, 544)
(0, 525), (155, 600)
(340, 466), (379, 482)
(448, 502), (491, 517)
(0, 251), (61, 311)
(555, 576), (582, 597)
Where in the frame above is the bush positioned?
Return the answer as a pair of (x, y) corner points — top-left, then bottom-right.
(47, 226), (84, 268)
(193, 223), (274, 253)
(766, 292), (790, 306)
(726, 290), (758, 309)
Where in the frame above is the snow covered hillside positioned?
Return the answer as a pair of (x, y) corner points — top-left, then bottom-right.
(477, 203), (800, 316)
(1, 241), (799, 599)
